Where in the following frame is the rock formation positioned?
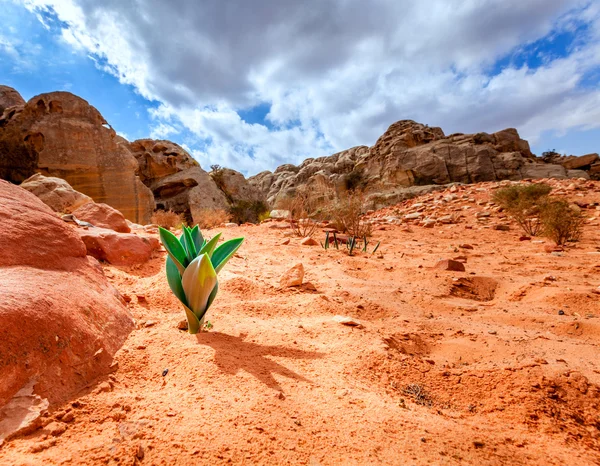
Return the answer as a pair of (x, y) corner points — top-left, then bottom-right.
(0, 90), (154, 223)
(250, 120), (591, 208)
(0, 180), (134, 412)
(72, 202), (131, 233)
(20, 173), (93, 213)
(130, 139), (263, 224)
(0, 85), (25, 115)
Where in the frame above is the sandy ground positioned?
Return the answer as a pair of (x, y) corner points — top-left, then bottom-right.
(1, 179), (600, 465)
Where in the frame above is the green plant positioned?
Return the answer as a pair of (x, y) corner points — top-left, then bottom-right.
(159, 225), (244, 334)
(492, 183), (552, 236)
(539, 200), (584, 246)
(320, 231), (381, 256)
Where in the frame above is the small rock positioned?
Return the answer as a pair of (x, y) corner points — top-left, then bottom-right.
(280, 239), (290, 245)
(225, 223), (239, 228)
(162, 368), (169, 377)
(136, 445), (145, 460)
(435, 259), (466, 272)
(332, 315), (363, 328)
(44, 421), (67, 437)
(144, 320), (156, 327)
(137, 295), (147, 302)
(280, 263), (305, 287)
(494, 224), (510, 231)
(459, 244), (474, 250)
(519, 236), (531, 241)
(61, 412), (75, 423)
(488, 330), (497, 335)
(300, 237), (318, 246)
(97, 382), (112, 393)
(177, 320), (188, 330)
(558, 310), (565, 316)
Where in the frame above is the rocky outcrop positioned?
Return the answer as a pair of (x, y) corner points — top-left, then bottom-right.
(130, 139), (262, 223)
(72, 202), (131, 233)
(78, 227), (159, 266)
(0, 86), (25, 115)
(0, 91), (154, 223)
(250, 120), (591, 207)
(0, 180), (134, 412)
(20, 173), (93, 213)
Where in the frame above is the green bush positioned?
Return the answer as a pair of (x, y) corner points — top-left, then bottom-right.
(492, 183), (552, 236)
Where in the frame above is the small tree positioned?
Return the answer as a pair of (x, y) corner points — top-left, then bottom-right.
(539, 200), (584, 246)
(492, 183), (552, 236)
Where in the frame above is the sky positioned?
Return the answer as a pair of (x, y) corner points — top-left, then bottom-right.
(1, 0), (599, 176)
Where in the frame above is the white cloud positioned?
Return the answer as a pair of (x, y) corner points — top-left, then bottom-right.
(20, 0), (600, 174)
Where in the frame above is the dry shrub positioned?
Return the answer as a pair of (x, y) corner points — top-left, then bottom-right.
(331, 189), (373, 238)
(279, 180), (373, 238)
(151, 209), (185, 229)
(228, 200), (269, 224)
(279, 186), (327, 237)
(195, 208), (231, 229)
(493, 183), (552, 236)
(539, 200), (584, 246)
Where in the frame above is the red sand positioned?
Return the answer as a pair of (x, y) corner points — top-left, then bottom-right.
(1, 179), (600, 465)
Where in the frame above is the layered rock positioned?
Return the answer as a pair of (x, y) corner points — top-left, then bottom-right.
(0, 91), (154, 223)
(20, 173), (93, 213)
(130, 139), (262, 223)
(0, 180), (134, 411)
(0, 85), (25, 115)
(250, 120), (590, 207)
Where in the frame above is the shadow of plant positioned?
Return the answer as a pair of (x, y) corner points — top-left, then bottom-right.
(196, 332), (324, 391)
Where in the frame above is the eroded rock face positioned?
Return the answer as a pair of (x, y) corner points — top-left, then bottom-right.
(249, 145), (369, 206)
(0, 86), (25, 115)
(0, 91), (154, 223)
(130, 139), (258, 223)
(250, 120), (573, 207)
(20, 173), (93, 213)
(0, 180), (134, 412)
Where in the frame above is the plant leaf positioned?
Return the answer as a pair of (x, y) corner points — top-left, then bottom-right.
(201, 281), (219, 320)
(166, 256), (187, 305)
(199, 233), (222, 258)
(181, 253), (218, 318)
(159, 227), (187, 274)
(190, 225), (204, 252)
(211, 237), (244, 274)
(182, 303), (201, 334)
(182, 227), (197, 261)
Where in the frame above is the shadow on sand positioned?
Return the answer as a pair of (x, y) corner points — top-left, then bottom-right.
(196, 332), (325, 391)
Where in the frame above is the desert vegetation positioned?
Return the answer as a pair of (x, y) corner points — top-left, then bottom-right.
(159, 225), (243, 334)
(195, 208), (231, 229)
(493, 183), (584, 244)
(151, 209), (186, 229)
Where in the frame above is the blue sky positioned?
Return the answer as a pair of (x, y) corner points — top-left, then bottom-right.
(1, 0), (599, 175)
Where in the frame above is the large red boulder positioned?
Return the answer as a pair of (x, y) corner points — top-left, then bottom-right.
(79, 227), (159, 266)
(0, 180), (134, 412)
(73, 202), (131, 233)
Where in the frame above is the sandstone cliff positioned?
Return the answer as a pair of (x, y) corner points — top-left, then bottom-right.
(0, 85), (25, 115)
(130, 139), (264, 223)
(250, 120), (590, 207)
(0, 90), (154, 223)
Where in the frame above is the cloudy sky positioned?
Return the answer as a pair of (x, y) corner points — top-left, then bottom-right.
(1, 0), (599, 175)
